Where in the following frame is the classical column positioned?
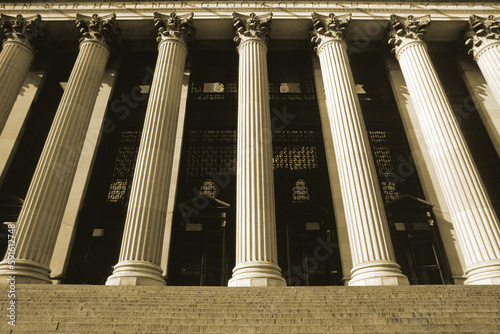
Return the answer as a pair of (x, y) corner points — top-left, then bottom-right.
(463, 15), (500, 157)
(106, 12), (193, 286)
(389, 14), (500, 284)
(0, 14), (44, 134)
(311, 13), (408, 286)
(228, 12), (286, 287)
(0, 14), (117, 284)
(50, 68), (117, 283)
(466, 15), (500, 108)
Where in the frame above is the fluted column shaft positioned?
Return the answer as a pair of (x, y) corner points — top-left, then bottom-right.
(317, 38), (408, 286)
(106, 12), (192, 286)
(476, 43), (500, 107)
(466, 15), (500, 111)
(309, 13), (408, 286)
(396, 39), (500, 284)
(0, 40), (34, 133)
(0, 38), (110, 283)
(0, 14), (43, 134)
(229, 13), (285, 287)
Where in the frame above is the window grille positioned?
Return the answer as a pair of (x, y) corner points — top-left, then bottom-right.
(292, 179), (311, 202)
(368, 130), (402, 202)
(200, 179), (218, 198)
(273, 131), (319, 171)
(106, 130), (142, 203)
(185, 130), (237, 179)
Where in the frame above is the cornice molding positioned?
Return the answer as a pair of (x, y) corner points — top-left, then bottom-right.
(1, 2), (499, 18)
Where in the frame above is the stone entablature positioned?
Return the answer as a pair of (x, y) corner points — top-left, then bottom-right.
(0, 1), (499, 19)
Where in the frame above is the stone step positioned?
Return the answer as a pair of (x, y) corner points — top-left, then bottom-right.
(17, 304), (500, 311)
(9, 322), (500, 333)
(16, 301), (499, 307)
(42, 316), (500, 324)
(13, 295), (500, 302)
(1, 285), (500, 333)
(13, 306), (500, 313)
(21, 311), (500, 321)
(12, 285), (500, 292)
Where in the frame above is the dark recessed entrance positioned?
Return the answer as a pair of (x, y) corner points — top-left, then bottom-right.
(277, 203), (342, 286)
(386, 195), (453, 284)
(167, 197), (234, 286)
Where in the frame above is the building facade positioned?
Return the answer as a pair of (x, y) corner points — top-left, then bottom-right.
(0, 0), (500, 287)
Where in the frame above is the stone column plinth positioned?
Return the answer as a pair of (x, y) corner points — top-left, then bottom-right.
(228, 12), (286, 287)
(311, 13), (408, 286)
(106, 12), (193, 286)
(466, 15), (500, 108)
(0, 14), (117, 284)
(0, 14), (43, 134)
(390, 14), (500, 285)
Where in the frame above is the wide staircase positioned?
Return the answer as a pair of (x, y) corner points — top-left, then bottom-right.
(1, 285), (500, 333)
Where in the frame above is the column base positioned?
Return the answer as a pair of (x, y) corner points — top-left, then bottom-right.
(0, 259), (52, 284)
(464, 260), (500, 285)
(106, 260), (165, 286)
(348, 260), (409, 286)
(228, 262), (286, 287)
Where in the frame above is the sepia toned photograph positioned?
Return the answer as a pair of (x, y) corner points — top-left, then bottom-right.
(0, 0), (499, 332)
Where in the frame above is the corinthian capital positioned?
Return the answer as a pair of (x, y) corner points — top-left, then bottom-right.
(466, 15), (500, 60)
(76, 13), (119, 47)
(233, 12), (272, 46)
(310, 13), (351, 51)
(388, 14), (430, 55)
(0, 14), (45, 50)
(154, 12), (194, 47)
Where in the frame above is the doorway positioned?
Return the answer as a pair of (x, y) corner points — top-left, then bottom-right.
(277, 203), (343, 286)
(167, 197), (234, 286)
(386, 195), (453, 284)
